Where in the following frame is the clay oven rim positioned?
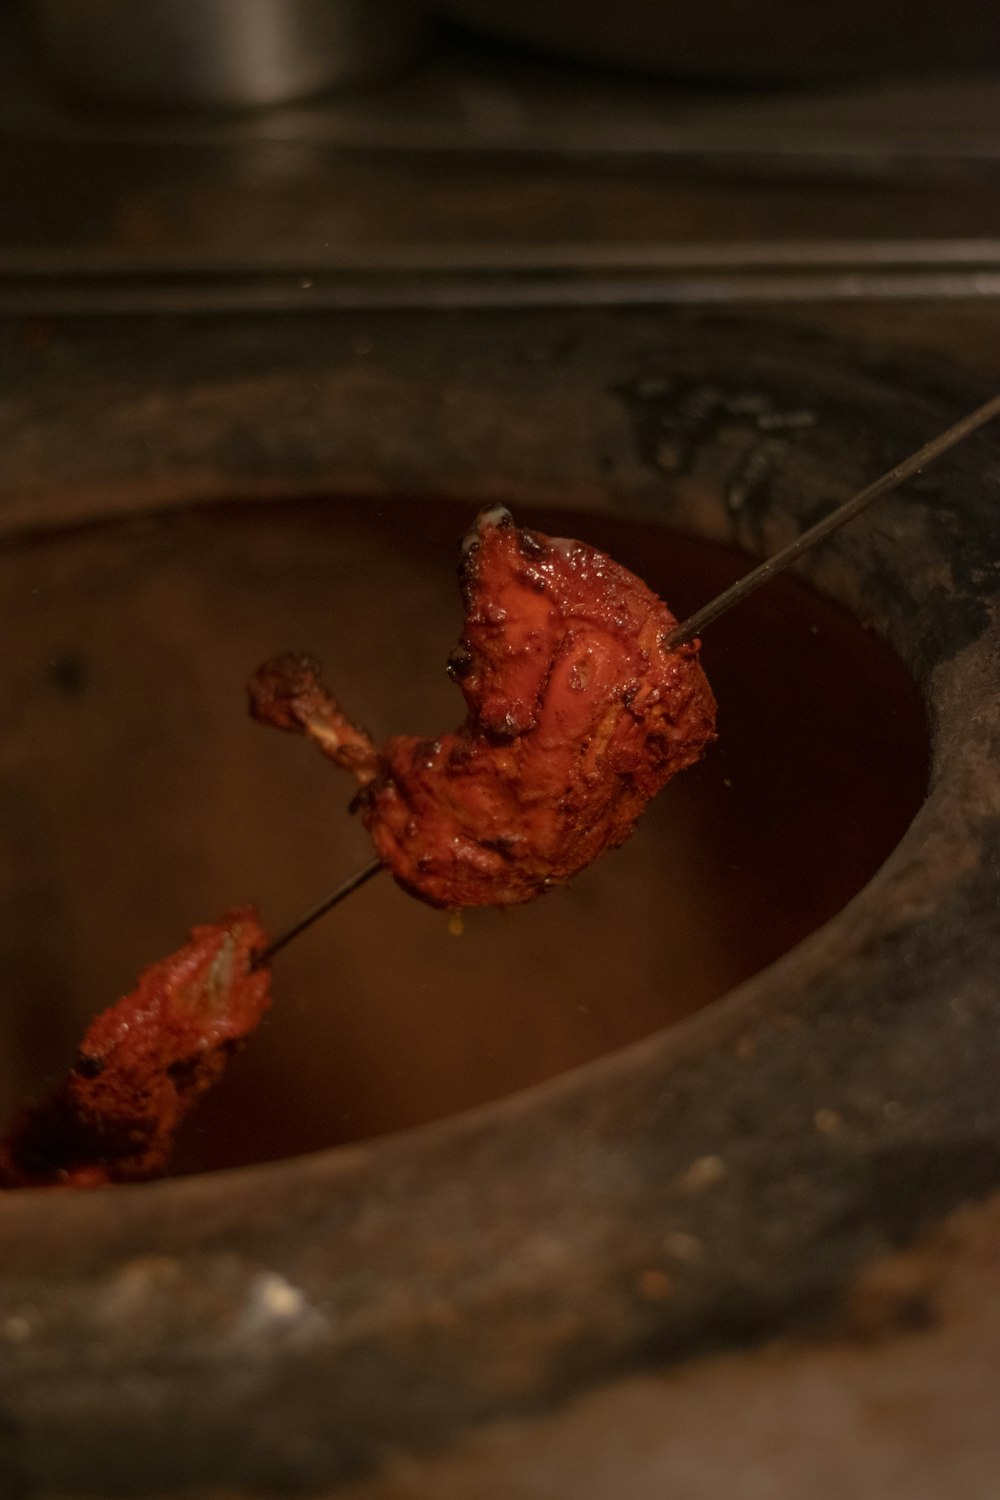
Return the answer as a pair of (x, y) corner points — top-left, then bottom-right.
(0, 311), (996, 1470)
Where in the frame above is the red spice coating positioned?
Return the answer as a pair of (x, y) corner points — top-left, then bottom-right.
(0, 908), (270, 1189)
(249, 508), (716, 909)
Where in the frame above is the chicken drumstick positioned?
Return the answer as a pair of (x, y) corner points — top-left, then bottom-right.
(249, 507), (716, 909)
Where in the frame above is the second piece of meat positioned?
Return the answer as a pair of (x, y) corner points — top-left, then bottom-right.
(0, 909), (271, 1189)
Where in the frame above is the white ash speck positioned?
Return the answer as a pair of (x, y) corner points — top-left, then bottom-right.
(250, 1273), (305, 1322)
(236, 1272), (330, 1347)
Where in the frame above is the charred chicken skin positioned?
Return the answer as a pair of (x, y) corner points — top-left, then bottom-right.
(0, 908), (270, 1189)
(249, 507), (716, 909)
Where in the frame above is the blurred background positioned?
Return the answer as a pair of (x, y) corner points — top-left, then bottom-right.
(1, 0), (999, 314)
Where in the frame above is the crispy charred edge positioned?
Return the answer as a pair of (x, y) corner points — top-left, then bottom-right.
(0, 909), (271, 1190)
(661, 632), (703, 657)
(656, 634), (718, 745)
(459, 504), (517, 603)
(247, 652), (379, 784)
(248, 651), (324, 733)
(460, 504), (514, 560)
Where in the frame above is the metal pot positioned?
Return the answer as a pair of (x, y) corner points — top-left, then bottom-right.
(31, 0), (426, 110)
(441, 0), (1000, 82)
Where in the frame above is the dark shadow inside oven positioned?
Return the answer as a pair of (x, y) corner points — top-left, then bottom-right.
(0, 492), (928, 1174)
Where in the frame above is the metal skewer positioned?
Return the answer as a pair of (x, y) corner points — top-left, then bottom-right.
(663, 390), (1000, 648)
(253, 859), (383, 967)
(259, 392), (1000, 963)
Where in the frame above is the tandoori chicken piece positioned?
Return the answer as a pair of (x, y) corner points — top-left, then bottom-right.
(249, 507), (717, 909)
(0, 908), (271, 1189)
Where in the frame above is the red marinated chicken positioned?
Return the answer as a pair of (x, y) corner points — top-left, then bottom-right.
(249, 507), (716, 908)
(0, 908), (270, 1188)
